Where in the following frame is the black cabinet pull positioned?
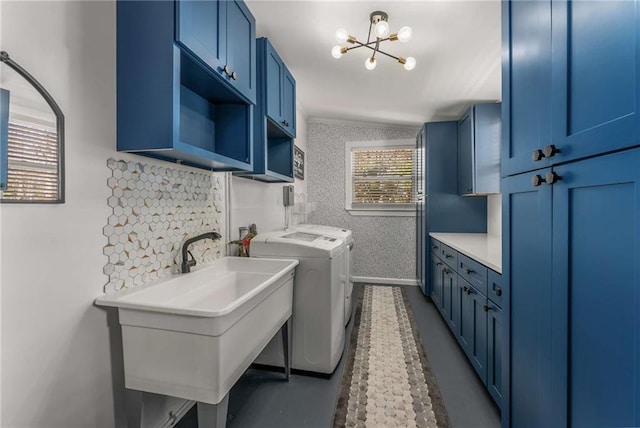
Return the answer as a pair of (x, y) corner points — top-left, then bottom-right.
(436, 262), (443, 266)
(532, 174), (546, 187)
(463, 285), (468, 292)
(545, 171), (561, 185)
(532, 149), (545, 161)
(445, 254), (453, 259)
(483, 304), (491, 312)
(231, 71), (238, 81)
(465, 268), (475, 275)
(495, 287), (503, 297)
(543, 144), (560, 158)
(432, 245), (438, 249)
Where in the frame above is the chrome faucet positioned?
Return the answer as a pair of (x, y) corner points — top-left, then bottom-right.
(181, 231), (222, 273)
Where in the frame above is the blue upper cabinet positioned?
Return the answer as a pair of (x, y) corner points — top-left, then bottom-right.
(458, 103), (501, 195)
(550, 1), (640, 165)
(502, 0), (640, 177)
(117, 0), (256, 171)
(502, 0), (552, 177)
(235, 38), (296, 182)
(264, 40), (296, 138)
(176, 0), (256, 104)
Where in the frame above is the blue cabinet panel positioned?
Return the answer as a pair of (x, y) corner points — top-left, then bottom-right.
(459, 279), (487, 384)
(502, 170), (553, 428)
(458, 112), (473, 195)
(225, 0), (256, 104)
(237, 38), (295, 182)
(443, 266), (458, 334)
(265, 45), (283, 124)
(430, 254), (444, 309)
(551, 150), (640, 427)
(501, 0), (552, 177)
(550, 0), (640, 165)
(282, 69), (296, 137)
(487, 302), (502, 409)
(175, 0), (225, 74)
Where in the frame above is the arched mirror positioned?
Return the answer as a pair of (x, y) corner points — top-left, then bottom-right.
(0, 51), (64, 203)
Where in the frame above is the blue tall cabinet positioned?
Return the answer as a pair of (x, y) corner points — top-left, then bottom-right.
(502, 1), (640, 426)
(415, 122), (487, 295)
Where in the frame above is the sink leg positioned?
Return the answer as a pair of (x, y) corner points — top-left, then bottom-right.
(197, 394), (229, 428)
(281, 316), (292, 381)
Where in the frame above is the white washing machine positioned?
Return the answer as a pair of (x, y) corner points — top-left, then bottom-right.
(293, 224), (354, 325)
(250, 230), (345, 374)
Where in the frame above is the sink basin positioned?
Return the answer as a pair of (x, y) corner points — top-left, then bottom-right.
(95, 256), (298, 405)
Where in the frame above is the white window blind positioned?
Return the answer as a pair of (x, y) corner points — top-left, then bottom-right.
(345, 140), (416, 216)
(2, 120), (60, 202)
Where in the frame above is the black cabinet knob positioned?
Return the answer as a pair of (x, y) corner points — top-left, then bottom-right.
(545, 171), (561, 184)
(532, 149), (545, 161)
(532, 174), (546, 187)
(483, 304), (491, 312)
(463, 285), (468, 292)
(495, 287), (503, 297)
(543, 144), (560, 158)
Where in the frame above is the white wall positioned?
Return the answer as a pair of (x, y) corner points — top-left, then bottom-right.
(487, 193), (502, 243)
(229, 107), (307, 241)
(1, 2), (120, 427)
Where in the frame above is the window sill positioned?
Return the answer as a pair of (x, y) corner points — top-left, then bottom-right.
(346, 208), (416, 217)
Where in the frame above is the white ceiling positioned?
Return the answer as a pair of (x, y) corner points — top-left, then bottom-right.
(245, 0), (502, 127)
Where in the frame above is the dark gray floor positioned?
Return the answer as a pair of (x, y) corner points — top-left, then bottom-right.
(177, 284), (500, 428)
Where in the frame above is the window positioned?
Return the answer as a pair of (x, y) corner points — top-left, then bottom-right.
(345, 139), (416, 216)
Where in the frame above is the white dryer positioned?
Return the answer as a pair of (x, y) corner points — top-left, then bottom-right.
(250, 230), (345, 374)
(293, 224), (354, 325)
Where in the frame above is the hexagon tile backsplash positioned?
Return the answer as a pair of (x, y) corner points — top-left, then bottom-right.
(102, 158), (225, 293)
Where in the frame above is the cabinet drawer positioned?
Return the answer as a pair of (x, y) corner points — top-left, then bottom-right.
(458, 253), (487, 296)
(487, 269), (503, 308)
(440, 244), (457, 269)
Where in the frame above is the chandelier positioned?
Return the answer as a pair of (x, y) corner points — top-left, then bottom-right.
(331, 11), (415, 71)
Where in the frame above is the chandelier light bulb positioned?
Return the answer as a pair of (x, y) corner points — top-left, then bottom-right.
(365, 57), (377, 71)
(331, 45), (344, 59)
(335, 28), (349, 44)
(397, 26), (413, 43)
(374, 21), (390, 38)
(403, 56), (416, 71)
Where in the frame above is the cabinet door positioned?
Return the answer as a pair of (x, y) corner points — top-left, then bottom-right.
(487, 302), (503, 409)
(458, 110), (473, 195)
(265, 42), (283, 124)
(459, 280), (487, 383)
(430, 256), (444, 309)
(225, 0), (256, 104)
(176, 0), (226, 75)
(443, 267), (459, 335)
(551, 149), (640, 427)
(282, 68), (296, 137)
(501, 0), (552, 176)
(550, 1), (640, 164)
(502, 169), (553, 428)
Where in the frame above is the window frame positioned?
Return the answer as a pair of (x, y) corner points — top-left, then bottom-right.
(345, 139), (416, 217)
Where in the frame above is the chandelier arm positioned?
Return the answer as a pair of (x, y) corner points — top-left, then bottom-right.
(343, 43), (402, 62)
(366, 21), (373, 44)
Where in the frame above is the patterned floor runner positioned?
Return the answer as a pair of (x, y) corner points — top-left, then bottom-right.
(333, 285), (451, 428)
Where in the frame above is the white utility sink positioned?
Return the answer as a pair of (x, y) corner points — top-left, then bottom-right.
(95, 256), (298, 407)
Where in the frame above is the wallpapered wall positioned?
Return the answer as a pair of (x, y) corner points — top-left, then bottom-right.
(307, 120), (420, 281)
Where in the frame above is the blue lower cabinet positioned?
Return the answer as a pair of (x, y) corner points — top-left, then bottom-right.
(459, 279), (487, 385)
(443, 266), (459, 335)
(551, 149), (640, 427)
(487, 301), (502, 409)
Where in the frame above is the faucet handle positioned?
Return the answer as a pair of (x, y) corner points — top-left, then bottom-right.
(186, 250), (197, 268)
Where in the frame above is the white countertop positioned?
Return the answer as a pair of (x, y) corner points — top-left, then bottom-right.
(429, 233), (502, 274)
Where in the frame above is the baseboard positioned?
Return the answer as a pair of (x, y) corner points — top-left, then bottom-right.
(353, 276), (419, 286)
